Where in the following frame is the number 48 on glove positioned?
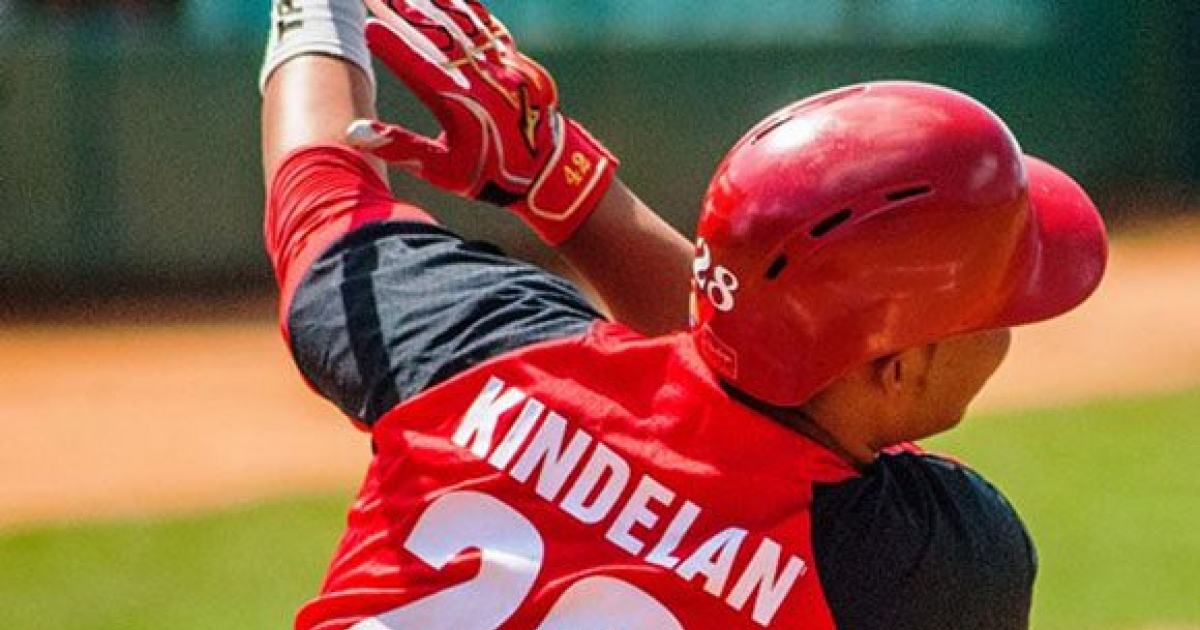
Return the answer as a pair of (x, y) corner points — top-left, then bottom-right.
(348, 0), (619, 245)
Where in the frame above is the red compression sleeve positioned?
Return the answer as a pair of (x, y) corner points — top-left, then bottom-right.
(265, 143), (435, 322)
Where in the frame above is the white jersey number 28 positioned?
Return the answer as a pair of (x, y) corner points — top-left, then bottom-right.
(351, 490), (686, 630)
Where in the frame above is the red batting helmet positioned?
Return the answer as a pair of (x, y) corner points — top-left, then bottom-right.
(690, 81), (1108, 407)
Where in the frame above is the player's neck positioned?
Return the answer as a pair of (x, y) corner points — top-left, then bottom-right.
(723, 384), (876, 468)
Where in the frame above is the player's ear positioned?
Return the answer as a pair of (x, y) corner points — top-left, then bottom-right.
(871, 344), (936, 397)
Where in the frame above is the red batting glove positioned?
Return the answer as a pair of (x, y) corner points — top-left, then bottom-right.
(347, 0), (619, 245)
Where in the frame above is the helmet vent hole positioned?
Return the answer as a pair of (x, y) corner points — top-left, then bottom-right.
(765, 255), (789, 281)
(886, 185), (932, 202)
(751, 116), (793, 144)
(810, 209), (853, 239)
(794, 85), (868, 113)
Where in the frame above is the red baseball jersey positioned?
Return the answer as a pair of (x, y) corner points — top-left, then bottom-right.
(271, 144), (1037, 630)
(295, 324), (859, 630)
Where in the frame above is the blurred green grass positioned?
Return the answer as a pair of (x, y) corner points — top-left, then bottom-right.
(0, 497), (349, 630)
(2, 388), (1198, 630)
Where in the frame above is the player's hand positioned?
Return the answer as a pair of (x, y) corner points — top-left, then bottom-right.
(347, 0), (619, 245)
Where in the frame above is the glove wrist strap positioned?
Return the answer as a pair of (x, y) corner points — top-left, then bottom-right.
(512, 116), (619, 246)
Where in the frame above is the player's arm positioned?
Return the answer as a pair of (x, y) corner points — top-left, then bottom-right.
(260, 0), (448, 323)
(558, 181), (692, 337)
(258, 1), (608, 430)
(348, 0), (693, 336)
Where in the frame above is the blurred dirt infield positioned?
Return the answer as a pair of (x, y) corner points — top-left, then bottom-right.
(1, 224), (1198, 528)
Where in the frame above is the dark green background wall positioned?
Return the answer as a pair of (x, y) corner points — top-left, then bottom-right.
(0, 0), (1196, 295)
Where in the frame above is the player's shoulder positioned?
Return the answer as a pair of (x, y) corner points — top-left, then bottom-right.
(813, 450), (1033, 555)
(837, 449), (1019, 518)
(812, 451), (1037, 630)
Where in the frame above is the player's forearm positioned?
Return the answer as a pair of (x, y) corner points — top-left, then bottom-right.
(558, 180), (693, 336)
(262, 57), (382, 184)
(260, 0), (384, 185)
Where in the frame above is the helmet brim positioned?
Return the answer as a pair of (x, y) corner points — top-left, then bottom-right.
(992, 156), (1109, 327)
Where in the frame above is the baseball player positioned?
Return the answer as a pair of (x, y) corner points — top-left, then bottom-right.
(260, 1), (1108, 630)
